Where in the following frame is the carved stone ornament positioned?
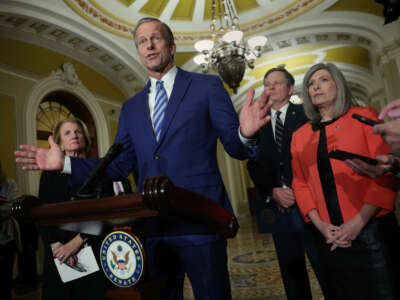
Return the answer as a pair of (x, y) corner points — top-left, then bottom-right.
(51, 62), (81, 87)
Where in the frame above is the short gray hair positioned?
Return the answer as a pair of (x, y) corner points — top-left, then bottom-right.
(53, 118), (92, 154)
(133, 17), (175, 48)
(302, 63), (355, 123)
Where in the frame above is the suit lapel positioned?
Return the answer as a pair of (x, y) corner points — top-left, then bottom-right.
(136, 81), (158, 147)
(265, 121), (275, 147)
(156, 68), (191, 147)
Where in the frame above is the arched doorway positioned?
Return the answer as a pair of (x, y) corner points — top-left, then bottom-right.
(23, 62), (110, 195)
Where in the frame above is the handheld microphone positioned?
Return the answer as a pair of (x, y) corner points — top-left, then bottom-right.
(77, 143), (123, 198)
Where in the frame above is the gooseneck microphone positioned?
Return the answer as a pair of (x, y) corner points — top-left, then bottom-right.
(76, 143), (123, 198)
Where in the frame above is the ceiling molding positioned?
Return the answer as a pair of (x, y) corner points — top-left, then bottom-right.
(2, 0), (398, 110)
(63, 0), (327, 45)
(0, 12), (146, 97)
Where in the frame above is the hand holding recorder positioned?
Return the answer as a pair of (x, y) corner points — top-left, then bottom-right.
(368, 99), (400, 156)
(340, 113), (399, 177)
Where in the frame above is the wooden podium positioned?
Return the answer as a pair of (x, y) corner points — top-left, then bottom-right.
(10, 176), (239, 300)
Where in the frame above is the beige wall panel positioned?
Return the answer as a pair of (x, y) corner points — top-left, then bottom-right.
(381, 59), (400, 102)
(0, 95), (16, 180)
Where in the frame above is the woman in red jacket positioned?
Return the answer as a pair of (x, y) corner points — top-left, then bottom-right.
(291, 62), (400, 300)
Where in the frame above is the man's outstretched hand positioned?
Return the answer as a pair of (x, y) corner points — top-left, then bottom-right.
(239, 88), (272, 138)
(15, 136), (65, 171)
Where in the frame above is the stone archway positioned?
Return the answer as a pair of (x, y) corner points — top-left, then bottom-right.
(24, 62), (110, 195)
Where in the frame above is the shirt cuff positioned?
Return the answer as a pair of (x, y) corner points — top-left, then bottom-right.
(238, 127), (257, 147)
(62, 156), (72, 174)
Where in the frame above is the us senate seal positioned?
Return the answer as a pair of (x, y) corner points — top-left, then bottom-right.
(100, 231), (145, 287)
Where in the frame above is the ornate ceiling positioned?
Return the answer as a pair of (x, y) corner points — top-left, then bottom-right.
(1, 0), (399, 108)
(64, 0), (330, 44)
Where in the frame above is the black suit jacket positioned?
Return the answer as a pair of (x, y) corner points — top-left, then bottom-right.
(247, 102), (308, 233)
(38, 171), (108, 300)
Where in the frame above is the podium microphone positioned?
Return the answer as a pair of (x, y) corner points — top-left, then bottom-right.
(77, 143), (123, 198)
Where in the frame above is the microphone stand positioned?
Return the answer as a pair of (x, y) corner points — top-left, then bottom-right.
(76, 143), (123, 199)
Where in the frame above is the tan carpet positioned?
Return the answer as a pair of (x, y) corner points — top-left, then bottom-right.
(184, 215), (324, 300)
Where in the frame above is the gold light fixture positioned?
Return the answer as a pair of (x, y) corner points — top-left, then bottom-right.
(194, 0), (267, 93)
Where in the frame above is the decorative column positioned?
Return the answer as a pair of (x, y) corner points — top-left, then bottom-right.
(217, 142), (251, 217)
(376, 39), (400, 108)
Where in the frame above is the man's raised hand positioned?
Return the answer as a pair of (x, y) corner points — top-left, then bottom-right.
(239, 88), (272, 138)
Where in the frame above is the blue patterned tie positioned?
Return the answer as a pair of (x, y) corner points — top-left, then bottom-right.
(275, 111), (284, 153)
(153, 80), (167, 141)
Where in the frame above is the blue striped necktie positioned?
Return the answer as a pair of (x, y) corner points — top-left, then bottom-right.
(153, 80), (167, 141)
(275, 110), (284, 152)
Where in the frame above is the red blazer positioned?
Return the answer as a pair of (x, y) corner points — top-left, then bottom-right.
(291, 106), (397, 223)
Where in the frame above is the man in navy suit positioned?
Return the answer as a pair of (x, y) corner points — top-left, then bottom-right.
(247, 67), (328, 300)
(16, 17), (272, 300)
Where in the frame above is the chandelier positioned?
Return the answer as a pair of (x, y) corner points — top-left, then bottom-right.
(194, 0), (267, 93)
